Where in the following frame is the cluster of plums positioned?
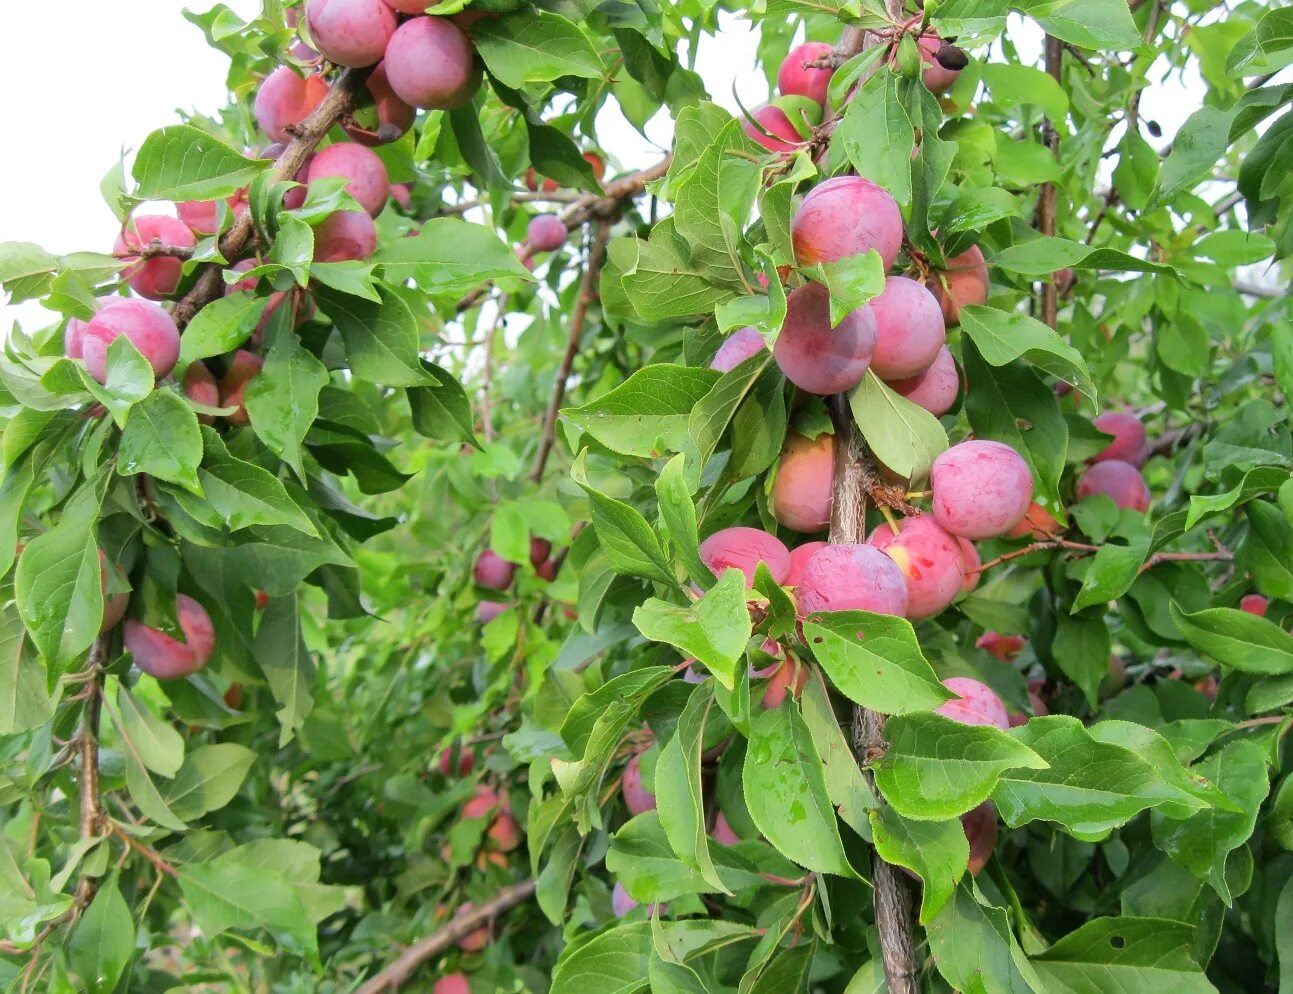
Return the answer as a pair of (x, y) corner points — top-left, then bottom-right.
(743, 33), (964, 155)
(473, 538), (564, 623)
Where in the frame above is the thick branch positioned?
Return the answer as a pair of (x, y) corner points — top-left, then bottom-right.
(171, 68), (368, 329)
(355, 880), (536, 994)
(530, 223), (611, 483)
(827, 398), (919, 994)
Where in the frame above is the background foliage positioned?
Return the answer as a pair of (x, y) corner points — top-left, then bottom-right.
(1, 0), (1292, 992)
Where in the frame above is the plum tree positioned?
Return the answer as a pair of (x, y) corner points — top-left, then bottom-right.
(475, 550), (516, 590)
(254, 66), (329, 142)
(786, 541), (826, 587)
(887, 344), (959, 414)
(866, 276), (947, 380)
(795, 544), (909, 616)
(306, 142), (391, 217)
(777, 42), (835, 106)
(314, 210), (378, 261)
(961, 802), (998, 875)
(773, 283), (876, 395)
(930, 440), (1034, 539)
(79, 299), (181, 384)
(124, 594), (216, 681)
(304, 0), (396, 67)
(929, 245), (989, 325)
(384, 16), (481, 109)
(711, 326), (767, 371)
(1076, 459), (1150, 511)
(772, 432), (834, 533)
(621, 754), (656, 815)
(936, 677), (1010, 730)
(742, 104), (802, 152)
(867, 514), (967, 619)
(1091, 411), (1149, 467)
(346, 61), (416, 144)
(114, 215), (197, 300)
(527, 215), (568, 253)
(698, 526), (791, 587)
(792, 176), (903, 271)
(218, 351), (263, 426)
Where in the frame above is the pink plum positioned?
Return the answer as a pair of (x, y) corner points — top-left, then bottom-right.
(307, 142), (391, 217)
(792, 176), (903, 272)
(698, 526), (791, 587)
(711, 811), (741, 845)
(711, 326), (767, 371)
(886, 344), (959, 415)
(929, 245), (989, 325)
(475, 601), (509, 624)
(930, 440), (1034, 540)
(777, 41), (835, 106)
(313, 210), (378, 261)
(434, 975), (471, 994)
(217, 350), (263, 426)
(787, 541), (827, 587)
(772, 432), (834, 533)
(475, 550), (516, 590)
(125, 594), (216, 680)
(958, 538), (980, 594)
(527, 214), (567, 252)
(1241, 594), (1269, 616)
(305, 0), (396, 67)
(962, 801), (997, 875)
(867, 275), (946, 380)
(114, 215), (197, 300)
(1091, 411), (1149, 468)
(1076, 460), (1150, 512)
(936, 677), (1010, 730)
(80, 299), (181, 384)
(254, 67), (329, 142)
(345, 61), (416, 144)
(867, 514), (966, 620)
(742, 104), (801, 152)
(384, 16), (482, 109)
(976, 631), (1026, 663)
(622, 754), (656, 815)
(795, 543), (909, 616)
(918, 34), (962, 95)
(773, 282), (877, 395)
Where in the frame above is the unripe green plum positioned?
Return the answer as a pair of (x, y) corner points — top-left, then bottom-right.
(936, 677), (1009, 730)
(886, 344), (959, 415)
(1076, 459), (1150, 512)
(305, 0), (396, 67)
(867, 514), (966, 619)
(774, 283), (876, 395)
(792, 176), (903, 271)
(114, 215), (197, 300)
(698, 526), (791, 587)
(81, 299), (181, 384)
(795, 543), (909, 616)
(772, 432), (834, 533)
(777, 41), (835, 106)
(384, 16), (481, 109)
(930, 440), (1033, 539)
(125, 594), (216, 680)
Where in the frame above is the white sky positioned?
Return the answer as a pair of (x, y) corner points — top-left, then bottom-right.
(0, 3), (1234, 331)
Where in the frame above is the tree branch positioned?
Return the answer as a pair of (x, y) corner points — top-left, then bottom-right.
(355, 880), (537, 994)
(1038, 36), (1064, 329)
(171, 68), (369, 329)
(530, 223), (610, 483)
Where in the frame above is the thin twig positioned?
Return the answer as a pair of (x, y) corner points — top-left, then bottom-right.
(431, 190), (585, 217)
(171, 68), (368, 329)
(1038, 36), (1063, 329)
(480, 294), (507, 445)
(530, 223), (611, 483)
(355, 880), (537, 994)
(109, 822), (179, 878)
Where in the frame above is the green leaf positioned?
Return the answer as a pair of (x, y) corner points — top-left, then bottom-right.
(572, 452), (679, 588)
(992, 716), (1207, 841)
(980, 63), (1069, 120)
(407, 360), (479, 447)
(609, 229), (739, 321)
(1147, 107), (1235, 212)
(800, 611), (952, 715)
(655, 454), (711, 590)
(849, 370), (949, 483)
(104, 686), (189, 832)
(870, 805), (968, 924)
(162, 743), (257, 821)
(1016, 0), (1141, 50)
(799, 670), (877, 841)
(0, 594), (53, 735)
(633, 570), (751, 689)
(473, 8), (605, 89)
(563, 365), (720, 459)
(80, 336), (155, 427)
(113, 685), (184, 777)
(132, 124), (268, 201)
(1227, 7), (1293, 76)
(373, 218), (532, 295)
(838, 70), (915, 210)
(178, 291), (269, 365)
(963, 345), (1067, 512)
(177, 859), (319, 965)
(743, 703), (856, 877)
(607, 813), (766, 902)
(928, 883), (1045, 994)
(1030, 917), (1217, 992)
(314, 285), (435, 388)
(119, 389), (203, 495)
(252, 593), (316, 746)
(1052, 611), (1114, 707)
(1170, 603), (1293, 674)
(177, 428), (318, 535)
(960, 305), (1097, 401)
(15, 507), (103, 669)
(989, 236), (1175, 277)
(244, 318), (330, 478)
(1150, 740), (1269, 903)
(1071, 531), (1151, 613)
(655, 683), (728, 893)
(1245, 499), (1293, 600)
(65, 873), (134, 994)
(872, 712), (1048, 821)
(1185, 466), (1287, 529)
